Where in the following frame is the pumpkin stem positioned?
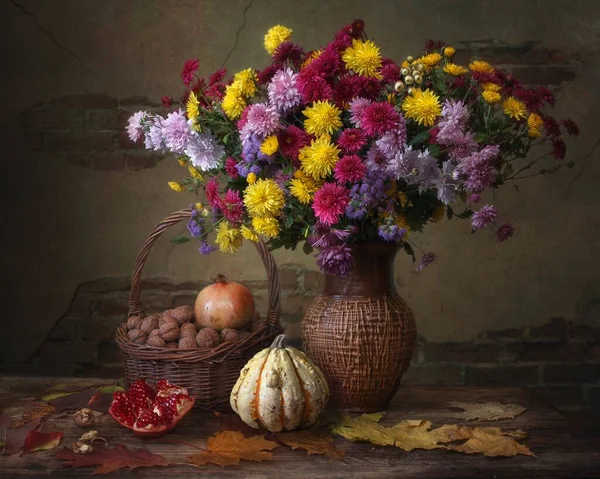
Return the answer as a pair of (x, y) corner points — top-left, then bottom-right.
(212, 274), (228, 284)
(271, 334), (286, 349)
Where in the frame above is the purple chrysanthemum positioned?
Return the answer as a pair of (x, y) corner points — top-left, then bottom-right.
(199, 241), (215, 255)
(496, 223), (515, 242)
(162, 109), (194, 154)
(468, 193), (481, 204)
(316, 244), (353, 276)
(395, 145), (420, 177)
(365, 145), (397, 178)
(471, 204), (498, 230)
(436, 99), (469, 145)
(309, 223), (351, 249)
(127, 111), (147, 142)
(375, 119), (407, 160)
(457, 145), (500, 193)
(348, 97), (372, 127)
(268, 68), (301, 113)
(417, 252), (437, 272)
(242, 102), (281, 137)
(184, 131), (225, 171)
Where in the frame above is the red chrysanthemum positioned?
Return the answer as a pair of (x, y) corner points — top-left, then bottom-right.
(543, 116), (561, 138)
(424, 39), (446, 53)
(273, 41), (305, 67)
(225, 157), (239, 179)
(562, 118), (580, 137)
(209, 67), (227, 86)
(205, 178), (222, 211)
(354, 75), (381, 100)
(552, 139), (566, 160)
(338, 19), (365, 40)
(278, 125), (311, 161)
(296, 73), (333, 103)
(360, 102), (401, 136)
(312, 182), (350, 226)
(308, 47), (342, 79)
(334, 154), (367, 183)
(380, 58), (401, 83)
(181, 59), (199, 86)
(514, 88), (543, 112)
(207, 82), (225, 100)
(449, 76), (468, 90)
(257, 64), (279, 85)
(471, 70), (499, 84)
(222, 189), (244, 225)
(332, 75), (363, 108)
(536, 86), (556, 106)
(337, 128), (367, 153)
(161, 96), (172, 108)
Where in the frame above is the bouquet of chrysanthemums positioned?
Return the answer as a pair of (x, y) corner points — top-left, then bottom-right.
(127, 20), (578, 275)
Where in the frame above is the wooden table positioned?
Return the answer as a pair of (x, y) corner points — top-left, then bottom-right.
(1, 377), (599, 478)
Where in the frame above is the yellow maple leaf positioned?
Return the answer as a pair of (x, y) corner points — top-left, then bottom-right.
(330, 413), (395, 447)
(448, 427), (534, 457)
(448, 401), (526, 421)
(276, 430), (344, 459)
(187, 431), (279, 467)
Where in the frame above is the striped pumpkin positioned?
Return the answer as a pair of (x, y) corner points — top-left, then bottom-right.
(230, 334), (329, 432)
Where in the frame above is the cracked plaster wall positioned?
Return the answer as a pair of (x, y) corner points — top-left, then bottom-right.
(2, 0), (600, 362)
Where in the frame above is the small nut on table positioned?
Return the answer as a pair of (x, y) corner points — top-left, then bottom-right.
(71, 441), (93, 454)
(73, 408), (98, 427)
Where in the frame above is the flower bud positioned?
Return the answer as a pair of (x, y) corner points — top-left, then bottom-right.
(401, 68), (409, 76)
(414, 74), (423, 84)
(407, 55), (414, 63)
(394, 81), (405, 92)
(405, 75), (414, 85)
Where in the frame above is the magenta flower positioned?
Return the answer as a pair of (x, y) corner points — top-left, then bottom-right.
(334, 155), (367, 183)
(181, 59), (199, 86)
(471, 204), (498, 230)
(243, 102), (280, 137)
(496, 223), (515, 242)
(268, 68), (301, 113)
(360, 102), (401, 136)
(337, 128), (367, 153)
(417, 252), (437, 272)
(316, 244), (353, 276)
(222, 189), (244, 225)
(312, 182), (350, 226)
(348, 97), (372, 127)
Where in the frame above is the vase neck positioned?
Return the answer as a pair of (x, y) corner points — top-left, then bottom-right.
(323, 243), (398, 297)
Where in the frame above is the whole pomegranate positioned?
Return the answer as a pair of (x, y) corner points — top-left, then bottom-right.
(108, 379), (194, 438)
(195, 274), (255, 331)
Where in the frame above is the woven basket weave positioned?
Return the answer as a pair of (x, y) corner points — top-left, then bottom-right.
(115, 209), (281, 411)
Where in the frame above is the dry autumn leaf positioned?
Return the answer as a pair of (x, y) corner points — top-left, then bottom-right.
(188, 430), (279, 467)
(0, 412), (41, 456)
(448, 401), (526, 421)
(20, 430), (62, 456)
(56, 445), (171, 474)
(330, 412), (395, 446)
(277, 430), (344, 459)
(448, 427), (534, 457)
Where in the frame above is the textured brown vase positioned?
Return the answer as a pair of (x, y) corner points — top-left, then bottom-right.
(301, 243), (416, 412)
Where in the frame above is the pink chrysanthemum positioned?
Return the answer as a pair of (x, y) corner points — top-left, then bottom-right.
(205, 178), (221, 211)
(268, 68), (301, 113)
(337, 128), (367, 153)
(273, 41), (305, 67)
(244, 102), (280, 137)
(127, 111), (146, 142)
(348, 97), (372, 127)
(334, 155), (367, 183)
(222, 189), (244, 225)
(225, 157), (239, 179)
(361, 102), (401, 136)
(181, 59), (199, 86)
(162, 109), (194, 153)
(278, 125), (311, 161)
(471, 204), (497, 230)
(312, 182), (350, 226)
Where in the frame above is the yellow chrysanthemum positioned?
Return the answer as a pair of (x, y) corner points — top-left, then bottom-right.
(298, 135), (341, 180)
(246, 172), (257, 184)
(232, 68), (257, 97)
(482, 90), (501, 104)
(431, 205), (445, 223)
(482, 83), (502, 92)
(418, 52), (442, 67)
(240, 224), (259, 242)
(252, 216), (280, 238)
(401, 88), (442, 127)
(221, 84), (246, 120)
(303, 101), (343, 137)
(527, 112), (544, 138)
(289, 178), (315, 204)
(444, 46), (456, 58)
(168, 181), (185, 192)
(243, 178), (285, 218)
(215, 221), (243, 254)
(401, 60), (410, 69)
(186, 91), (199, 121)
(443, 63), (468, 76)
(342, 39), (382, 78)
(264, 25), (293, 55)
(502, 96), (527, 120)
(302, 50), (322, 69)
(188, 166), (203, 180)
(260, 135), (279, 156)
(469, 60), (495, 74)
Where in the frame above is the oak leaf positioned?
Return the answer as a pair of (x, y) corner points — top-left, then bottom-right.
(277, 430), (344, 459)
(20, 430), (62, 456)
(187, 430), (279, 467)
(448, 401), (526, 421)
(448, 427), (534, 457)
(56, 445), (171, 474)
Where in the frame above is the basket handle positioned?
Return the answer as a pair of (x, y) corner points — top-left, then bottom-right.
(127, 209), (281, 327)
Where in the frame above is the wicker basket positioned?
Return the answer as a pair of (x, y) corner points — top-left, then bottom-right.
(115, 209), (281, 411)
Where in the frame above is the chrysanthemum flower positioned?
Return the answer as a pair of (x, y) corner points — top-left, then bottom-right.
(401, 89), (442, 127)
(416, 252), (437, 272)
(252, 216), (281, 238)
(316, 244), (353, 276)
(342, 39), (382, 78)
(264, 25), (293, 55)
(303, 101), (343, 137)
(256, 64), (279, 85)
(527, 113), (543, 138)
(337, 128), (367, 153)
(380, 59), (401, 83)
(268, 67), (301, 113)
(376, 122), (407, 160)
(312, 182), (350, 225)
(243, 178), (285, 217)
(185, 131), (225, 171)
(221, 189), (244, 225)
(186, 91), (199, 121)
(348, 97), (372, 127)
(332, 75), (363, 107)
(552, 139), (566, 159)
(302, 50), (322, 69)
(163, 109), (194, 153)
(278, 125), (311, 161)
(221, 84), (246, 120)
(225, 157), (239, 179)
(469, 60), (495, 74)
(168, 181), (185, 192)
(127, 111), (147, 143)
(496, 223), (515, 242)
(181, 59), (199, 86)
(444, 46), (456, 58)
(273, 41), (305, 66)
(471, 204), (498, 230)
(241, 224), (259, 242)
(360, 101), (401, 136)
(296, 73), (333, 103)
(289, 177), (317, 204)
(334, 154), (367, 183)
(244, 102), (281, 137)
(443, 63), (467, 76)
(482, 83), (502, 92)
(562, 118), (580, 137)
(418, 52), (443, 67)
(298, 135), (341, 180)
(502, 96), (527, 120)
(246, 172), (257, 184)
(215, 221), (243, 254)
(205, 178), (221, 210)
(482, 90), (501, 104)
(233, 68), (257, 97)
(260, 135), (279, 156)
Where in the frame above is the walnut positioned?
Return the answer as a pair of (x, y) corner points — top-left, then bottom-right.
(165, 342), (178, 349)
(196, 328), (220, 348)
(148, 328), (160, 337)
(127, 329), (148, 344)
(179, 323), (197, 338)
(178, 336), (197, 349)
(159, 314), (179, 328)
(73, 408), (101, 427)
(140, 315), (160, 334)
(220, 328), (239, 343)
(237, 330), (252, 342)
(126, 315), (143, 331)
(146, 335), (166, 347)
(159, 321), (180, 342)
(170, 305), (195, 325)
(71, 441), (93, 454)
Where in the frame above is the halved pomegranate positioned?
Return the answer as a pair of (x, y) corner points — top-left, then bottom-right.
(108, 379), (194, 438)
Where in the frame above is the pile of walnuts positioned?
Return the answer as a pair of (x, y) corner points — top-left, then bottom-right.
(125, 305), (267, 349)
